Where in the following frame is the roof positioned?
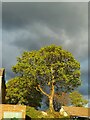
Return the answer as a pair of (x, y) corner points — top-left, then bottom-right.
(0, 68), (5, 76)
(62, 106), (90, 117)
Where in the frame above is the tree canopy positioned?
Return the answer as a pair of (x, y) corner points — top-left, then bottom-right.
(8, 44), (81, 111)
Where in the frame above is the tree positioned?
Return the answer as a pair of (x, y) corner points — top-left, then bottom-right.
(69, 91), (88, 107)
(12, 44), (81, 112)
(6, 76), (42, 108)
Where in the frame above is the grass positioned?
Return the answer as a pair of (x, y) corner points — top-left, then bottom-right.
(26, 106), (70, 119)
(26, 106), (44, 118)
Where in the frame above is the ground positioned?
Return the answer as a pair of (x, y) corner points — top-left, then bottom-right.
(26, 106), (70, 119)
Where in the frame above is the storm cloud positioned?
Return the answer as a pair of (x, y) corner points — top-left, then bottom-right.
(0, 2), (2, 68)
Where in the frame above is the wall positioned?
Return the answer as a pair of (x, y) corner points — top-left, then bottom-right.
(0, 68), (6, 104)
(0, 104), (26, 120)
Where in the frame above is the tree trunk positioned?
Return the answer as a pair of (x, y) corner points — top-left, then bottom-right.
(49, 96), (54, 112)
(48, 67), (55, 112)
(49, 80), (55, 112)
(37, 67), (55, 112)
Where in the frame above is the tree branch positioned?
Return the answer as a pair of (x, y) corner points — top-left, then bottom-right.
(38, 85), (50, 98)
(35, 86), (40, 92)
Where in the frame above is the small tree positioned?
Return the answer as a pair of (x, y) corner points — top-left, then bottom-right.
(6, 77), (42, 108)
(53, 92), (69, 111)
(69, 91), (88, 107)
(12, 44), (81, 112)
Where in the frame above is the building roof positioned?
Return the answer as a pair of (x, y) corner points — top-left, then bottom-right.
(62, 106), (90, 117)
(0, 68), (5, 76)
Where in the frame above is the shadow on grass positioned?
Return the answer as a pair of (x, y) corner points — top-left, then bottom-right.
(25, 115), (31, 120)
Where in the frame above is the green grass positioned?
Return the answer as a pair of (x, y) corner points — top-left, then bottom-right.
(26, 106), (44, 118)
(26, 106), (70, 119)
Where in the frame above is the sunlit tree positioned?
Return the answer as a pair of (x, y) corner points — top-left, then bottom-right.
(12, 44), (81, 112)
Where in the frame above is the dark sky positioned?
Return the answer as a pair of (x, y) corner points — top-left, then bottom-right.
(0, 2), (89, 106)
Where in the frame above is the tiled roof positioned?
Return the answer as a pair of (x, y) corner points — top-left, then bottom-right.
(0, 68), (5, 76)
(62, 106), (90, 117)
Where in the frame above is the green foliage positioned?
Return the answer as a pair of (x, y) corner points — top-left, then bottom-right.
(69, 91), (88, 107)
(10, 44), (81, 111)
(12, 44), (81, 92)
(6, 76), (42, 108)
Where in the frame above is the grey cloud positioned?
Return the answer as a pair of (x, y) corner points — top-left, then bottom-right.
(77, 69), (88, 96)
(0, 2), (2, 27)
(5, 70), (16, 82)
(2, 2), (88, 62)
(78, 85), (88, 96)
(8, 22), (88, 62)
(2, 3), (88, 60)
(2, 3), (88, 36)
(0, 40), (2, 68)
(2, 38), (22, 81)
(0, 2), (2, 68)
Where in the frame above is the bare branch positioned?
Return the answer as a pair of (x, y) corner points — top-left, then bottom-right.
(35, 86), (40, 92)
(38, 85), (50, 98)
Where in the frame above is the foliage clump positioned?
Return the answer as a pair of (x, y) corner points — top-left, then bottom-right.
(6, 77), (42, 108)
(69, 91), (88, 107)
